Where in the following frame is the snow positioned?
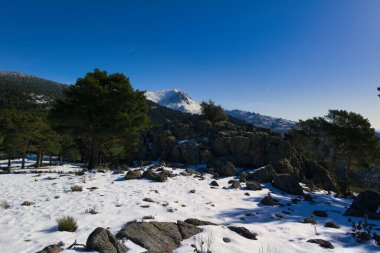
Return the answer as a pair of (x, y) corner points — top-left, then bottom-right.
(145, 89), (202, 114)
(0, 164), (379, 253)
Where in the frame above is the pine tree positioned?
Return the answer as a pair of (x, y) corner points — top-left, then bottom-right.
(50, 69), (149, 169)
(200, 100), (228, 122)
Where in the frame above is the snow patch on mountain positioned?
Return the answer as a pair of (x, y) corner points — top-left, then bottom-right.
(145, 89), (202, 114)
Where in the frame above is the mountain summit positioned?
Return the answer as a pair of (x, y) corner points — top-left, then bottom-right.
(145, 89), (296, 133)
(145, 89), (202, 114)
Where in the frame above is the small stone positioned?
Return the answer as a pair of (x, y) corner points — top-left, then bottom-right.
(223, 237), (231, 243)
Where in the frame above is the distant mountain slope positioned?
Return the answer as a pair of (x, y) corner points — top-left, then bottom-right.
(146, 89), (296, 133)
(225, 109), (296, 134)
(145, 89), (202, 114)
(0, 71), (65, 110)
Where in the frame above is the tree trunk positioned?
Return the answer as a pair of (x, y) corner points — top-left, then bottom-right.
(36, 153), (40, 168)
(40, 153), (44, 167)
(330, 149), (338, 175)
(58, 155), (63, 165)
(49, 155), (52, 166)
(88, 136), (99, 170)
(21, 153), (26, 169)
(7, 157), (11, 173)
(344, 156), (352, 193)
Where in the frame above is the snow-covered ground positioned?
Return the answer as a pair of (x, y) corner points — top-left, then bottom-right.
(0, 164), (379, 253)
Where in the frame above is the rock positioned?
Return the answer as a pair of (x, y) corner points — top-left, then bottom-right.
(230, 180), (241, 189)
(239, 171), (249, 182)
(324, 221), (340, 229)
(143, 198), (154, 203)
(229, 136), (250, 154)
(142, 170), (169, 182)
(185, 168), (201, 176)
(223, 237), (231, 243)
(301, 159), (336, 191)
(272, 159), (296, 174)
(274, 213), (284, 219)
(210, 180), (219, 187)
(313, 210), (328, 217)
(260, 195), (279, 206)
(125, 170), (142, 180)
(246, 181), (262, 191)
(36, 243), (63, 253)
(307, 239), (334, 249)
(184, 218), (216, 226)
(116, 221), (202, 253)
(227, 226), (257, 240)
(248, 165), (277, 183)
(208, 158), (236, 177)
(344, 190), (380, 220)
(272, 174), (303, 195)
(177, 140), (200, 164)
(86, 227), (127, 253)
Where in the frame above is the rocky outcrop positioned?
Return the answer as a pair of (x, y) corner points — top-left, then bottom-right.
(115, 221), (202, 253)
(272, 174), (303, 195)
(86, 227), (127, 253)
(248, 165), (277, 183)
(301, 159), (336, 190)
(344, 191), (380, 220)
(184, 218), (216, 226)
(207, 158), (236, 177)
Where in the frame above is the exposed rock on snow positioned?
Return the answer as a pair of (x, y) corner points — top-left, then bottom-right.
(184, 218), (217, 226)
(272, 174), (304, 195)
(125, 170), (142, 180)
(227, 226), (257, 240)
(307, 239), (334, 249)
(115, 221), (202, 252)
(86, 227), (127, 253)
(246, 181), (263, 191)
(344, 190), (380, 220)
(248, 165), (277, 183)
(35, 243), (63, 253)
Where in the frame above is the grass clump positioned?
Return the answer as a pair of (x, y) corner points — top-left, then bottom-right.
(0, 200), (10, 209)
(56, 216), (78, 232)
(21, 201), (35, 206)
(71, 185), (83, 192)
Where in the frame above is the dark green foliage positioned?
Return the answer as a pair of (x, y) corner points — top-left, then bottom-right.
(288, 110), (379, 192)
(200, 100), (228, 122)
(50, 69), (149, 169)
(351, 218), (372, 243)
(0, 71), (65, 111)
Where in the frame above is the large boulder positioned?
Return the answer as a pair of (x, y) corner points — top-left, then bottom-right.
(208, 158), (236, 177)
(227, 226), (257, 240)
(125, 170), (142, 180)
(301, 159), (336, 190)
(86, 227), (127, 253)
(272, 159), (296, 174)
(307, 239), (334, 249)
(116, 221), (202, 253)
(272, 174), (303, 195)
(246, 181), (262, 191)
(177, 140), (200, 164)
(344, 191), (380, 220)
(229, 136), (250, 154)
(248, 165), (277, 183)
(184, 218), (216, 226)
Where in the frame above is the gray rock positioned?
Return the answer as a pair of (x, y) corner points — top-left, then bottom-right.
(125, 170), (142, 180)
(272, 174), (303, 195)
(260, 195), (279, 206)
(116, 221), (202, 253)
(86, 227), (127, 253)
(227, 226), (257, 240)
(313, 210), (328, 217)
(208, 159), (236, 177)
(184, 218), (217, 226)
(272, 159), (296, 174)
(307, 239), (334, 249)
(344, 191), (380, 220)
(35, 243), (63, 253)
(230, 180), (241, 189)
(301, 160), (336, 191)
(248, 165), (277, 183)
(246, 181), (262, 191)
(324, 221), (340, 229)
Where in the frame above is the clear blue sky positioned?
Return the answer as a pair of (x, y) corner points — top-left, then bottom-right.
(1, 0), (380, 127)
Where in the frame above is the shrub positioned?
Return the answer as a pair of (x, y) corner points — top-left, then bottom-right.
(71, 185), (83, 192)
(191, 233), (214, 253)
(0, 200), (10, 209)
(350, 217), (372, 243)
(21, 201), (35, 206)
(200, 100), (228, 123)
(56, 216), (78, 232)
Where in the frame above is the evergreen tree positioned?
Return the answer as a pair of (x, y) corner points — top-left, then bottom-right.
(50, 69), (149, 169)
(200, 100), (228, 122)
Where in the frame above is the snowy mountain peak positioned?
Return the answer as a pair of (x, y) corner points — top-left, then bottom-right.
(145, 89), (202, 114)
